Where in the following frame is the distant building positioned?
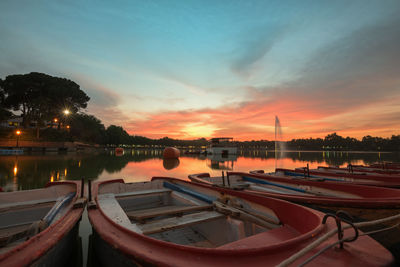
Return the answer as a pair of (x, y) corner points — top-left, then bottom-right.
(0, 115), (58, 129)
(0, 115), (22, 128)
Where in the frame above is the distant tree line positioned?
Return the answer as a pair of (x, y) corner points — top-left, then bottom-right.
(1, 73), (399, 151)
(235, 133), (400, 151)
(285, 133), (400, 151)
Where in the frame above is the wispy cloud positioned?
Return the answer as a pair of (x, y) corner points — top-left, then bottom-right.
(230, 25), (285, 77)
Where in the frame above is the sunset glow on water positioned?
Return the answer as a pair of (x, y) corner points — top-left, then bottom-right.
(1, 151), (397, 191)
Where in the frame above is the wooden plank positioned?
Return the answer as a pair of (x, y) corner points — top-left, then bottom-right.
(140, 211), (224, 235)
(98, 194), (142, 233)
(214, 201), (281, 229)
(115, 188), (171, 198)
(0, 198), (56, 212)
(126, 204), (213, 221)
(171, 191), (207, 205)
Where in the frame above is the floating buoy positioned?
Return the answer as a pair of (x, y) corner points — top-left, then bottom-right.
(163, 147), (180, 159)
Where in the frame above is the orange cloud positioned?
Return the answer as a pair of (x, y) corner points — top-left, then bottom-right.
(121, 90), (400, 141)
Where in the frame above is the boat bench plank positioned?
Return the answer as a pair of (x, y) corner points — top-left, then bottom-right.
(126, 204), (213, 221)
(115, 189), (172, 198)
(98, 194), (142, 233)
(140, 211), (224, 235)
(0, 198), (56, 212)
(0, 224), (31, 247)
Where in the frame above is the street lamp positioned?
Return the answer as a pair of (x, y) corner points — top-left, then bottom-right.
(63, 109), (70, 129)
(16, 130), (21, 148)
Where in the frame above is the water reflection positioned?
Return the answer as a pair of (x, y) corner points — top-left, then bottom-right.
(206, 154), (237, 170)
(0, 150), (399, 191)
(163, 158), (180, 170)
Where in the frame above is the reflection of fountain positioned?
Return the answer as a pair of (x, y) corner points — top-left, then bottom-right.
(206, 154), (237, 170)
(163, 158), (180, 170)
(275, 116), (286, 169)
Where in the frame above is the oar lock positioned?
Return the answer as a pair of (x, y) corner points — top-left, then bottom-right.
(322, 210), (359, 249)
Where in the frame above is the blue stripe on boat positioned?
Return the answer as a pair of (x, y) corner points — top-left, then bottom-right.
(243, 176), (308, 193)
(283, 171), (345, 182)
(43, 192), (76, 225)
(163, 182), (216, 204)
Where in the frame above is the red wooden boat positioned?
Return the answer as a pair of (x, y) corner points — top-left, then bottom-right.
(0, 180), (85, 266)
(369, 163), (400, 170)
(189, 172), (400, 210)
(88, 178), (393, 266)
(274, 167), (400, 188)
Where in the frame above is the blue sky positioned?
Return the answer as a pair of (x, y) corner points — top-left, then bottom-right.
(1, 0), (399, 140)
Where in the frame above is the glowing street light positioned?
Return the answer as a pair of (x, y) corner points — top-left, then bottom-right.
(15, 130), (21, 148)
(62, 109), (71, 130)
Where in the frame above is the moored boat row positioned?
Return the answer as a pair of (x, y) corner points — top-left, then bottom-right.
(2, 161), (400, 266)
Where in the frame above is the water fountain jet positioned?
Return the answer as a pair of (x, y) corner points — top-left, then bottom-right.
(275, 116), (286, 168)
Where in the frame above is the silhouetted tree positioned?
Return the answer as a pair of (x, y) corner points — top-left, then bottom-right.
(106, 125), (131, 145)
(69, 113), (106, 144)
(2, 72), (90, 138)
(0, 80), (12, 122)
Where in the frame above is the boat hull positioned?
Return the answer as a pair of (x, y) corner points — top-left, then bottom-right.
(32, 222), (82, 267)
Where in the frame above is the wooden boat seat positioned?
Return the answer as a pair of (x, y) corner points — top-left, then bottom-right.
(0, 198), (56, 213)
(115, 188), (172, 198)
(0, 223), (31, 247)
(126, 204), (213, 221)
(98, 194), (142, 233)
(139, 211), (224, 235)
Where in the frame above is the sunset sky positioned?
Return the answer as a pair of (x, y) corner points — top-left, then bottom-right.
(1, 1), (399, 141)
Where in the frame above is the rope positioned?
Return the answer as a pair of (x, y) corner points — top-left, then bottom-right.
(298, 222), (400, 266)
(276, 213), (400, 267)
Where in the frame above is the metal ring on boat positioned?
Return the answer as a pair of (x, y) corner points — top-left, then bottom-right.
(322, 210), (359, 248)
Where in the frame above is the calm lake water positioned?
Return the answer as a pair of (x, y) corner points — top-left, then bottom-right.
(1, 149), (399, 266)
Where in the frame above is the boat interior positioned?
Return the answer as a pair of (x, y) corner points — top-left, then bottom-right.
(191, 174), (362, 199)
(275, 169), (395, 186)
(96, 179), (320, 249)
(0, 184), (76, 253)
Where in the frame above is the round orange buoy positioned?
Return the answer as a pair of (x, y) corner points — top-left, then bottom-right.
(163, 147), (180, 159)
